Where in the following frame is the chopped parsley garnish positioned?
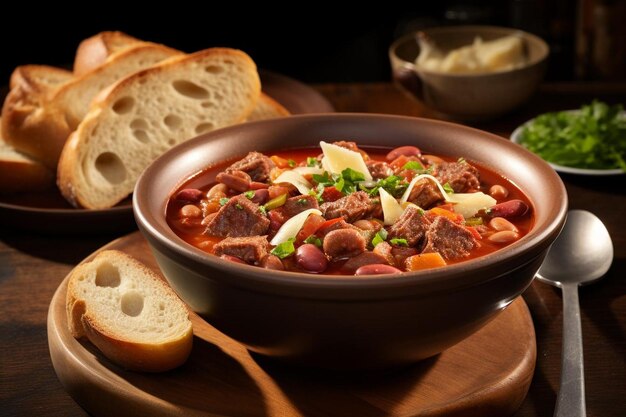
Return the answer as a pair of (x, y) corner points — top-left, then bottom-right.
(389, 237), (408, 246)
(235, 203), (243, 210)
(519, 100), (626, 171)
(371, 229), (388, 247)
(361, 175), (408, 198)
(271, 238), (296, 259)
(313, 168), (365, 195)
(443, 182), (454, 194)
(457, 157), (467, 164)
(309, 183), (325, 203)
(287, 159), (296, 168)
(219, 197), (229, 206)
(244, 190), (255, 199)
(296, 198), (308, 205)
(306, 157), (319, 167)
(259, 205), (267, 215)
(402, 161), (424, 171)
(304, 235), (322, 247)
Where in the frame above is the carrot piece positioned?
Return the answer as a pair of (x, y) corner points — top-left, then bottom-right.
(271, 155), (291, 168)
(405, 252), (447, 271)
(428, 207), (463, 223)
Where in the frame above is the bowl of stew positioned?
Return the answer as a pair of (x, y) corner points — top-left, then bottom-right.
(134, 114), (566, 369)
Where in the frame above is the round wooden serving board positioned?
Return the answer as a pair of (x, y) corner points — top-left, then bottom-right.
(48, 232), (536, 417)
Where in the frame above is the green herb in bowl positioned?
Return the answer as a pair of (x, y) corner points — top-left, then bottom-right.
(517, 101), (626, 172)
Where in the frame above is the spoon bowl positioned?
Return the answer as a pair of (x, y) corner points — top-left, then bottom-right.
(536, 210), (613, 417)
(537, 210), (613, 287)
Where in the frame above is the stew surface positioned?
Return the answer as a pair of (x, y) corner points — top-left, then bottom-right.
(167, 141), (533, 275)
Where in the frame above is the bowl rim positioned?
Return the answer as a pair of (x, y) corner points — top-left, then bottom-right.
(134, 113), (567, 298)
(389, 24), (550, 78)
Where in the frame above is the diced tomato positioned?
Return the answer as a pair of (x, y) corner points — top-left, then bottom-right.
(315, 217), (344, 234)
(389, 155), (420, 170)
(321, 186), (343, 202)
(295, 214), (326, 243)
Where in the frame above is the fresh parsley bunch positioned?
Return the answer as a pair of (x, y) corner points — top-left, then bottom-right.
(520, 101), (626, 171)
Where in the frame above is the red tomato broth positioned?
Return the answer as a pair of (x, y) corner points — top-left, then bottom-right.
(166, 146), (534, 274)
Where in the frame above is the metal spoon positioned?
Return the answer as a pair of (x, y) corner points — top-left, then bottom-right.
(536, 210), (613, 417)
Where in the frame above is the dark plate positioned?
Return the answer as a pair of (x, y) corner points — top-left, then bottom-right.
(0, 72), (333, 235)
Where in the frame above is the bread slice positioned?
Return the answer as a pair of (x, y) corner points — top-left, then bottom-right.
(9, 65), (74, 96)
(2, 43), (181, 169)
(58, 47), (261, 209)
(75, 31), (290, 124)
(247, 93), (290, 121)
(0, 132), (55, 192)
(66, 250), (193, 372)
(73, 31), (143, 76)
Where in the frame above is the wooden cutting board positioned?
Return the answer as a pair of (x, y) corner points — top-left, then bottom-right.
(48, 232), (536, 417)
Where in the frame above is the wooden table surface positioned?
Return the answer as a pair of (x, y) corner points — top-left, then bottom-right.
(1, 82), (625, 417)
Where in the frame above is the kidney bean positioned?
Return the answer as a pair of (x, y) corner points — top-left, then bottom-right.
(422, 155), (445, 165)
(353, 219), (382, 232)
(261, 254), (284, 270)
(355, 264), (402, 275)
(216, 170), (251, 192)
(489, 217), (518, 232)
(249, 181), (269, 190)
(386, 146), (421, 161)
(488, 230), (519, 243)
(175, 188), (204, 203)
(489, 184), (509, 200)
(488, 200), (529, 218)
(206, 183), (229, 200)
(250, 189), (269, 205)
(220, 254), (246, 264)
(296, 244), (328, 273)
(179, 204), (202, 219)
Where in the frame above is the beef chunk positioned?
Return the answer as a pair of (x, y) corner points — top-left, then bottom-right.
(387, 205), (431, 247)
(366, 161), (393, 179)
(434, 161), (480, 193)
(407, 179), (443, 209)
(204, 195), (269, 237)
(214, 236), (269, 264)
(320, 191), (378, 223)
(323, 228), (366, 260)
(390, 247), (419, 267)
(225, 152), (275, 183)
(280, 195), (319, 219)
(422, 216), (477, 260)
(341, 251), (389, 274)
(373, 241), (394, 265)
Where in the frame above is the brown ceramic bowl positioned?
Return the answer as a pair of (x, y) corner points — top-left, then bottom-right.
(134, 114), (566, 369)
(389, 26), (549, 120)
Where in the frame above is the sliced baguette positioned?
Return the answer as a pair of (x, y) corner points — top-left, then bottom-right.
(66, 250), (193, 372)
(247, 93), (290, 121)
(2, 43), (181, 170)
(9, 65), (74, 96)
(58, 47), (261, 209)
(73, 31), (143, 76)
(0, 120), (55, 192)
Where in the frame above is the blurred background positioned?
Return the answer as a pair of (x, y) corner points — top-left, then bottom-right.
(1, 0), (624, 84)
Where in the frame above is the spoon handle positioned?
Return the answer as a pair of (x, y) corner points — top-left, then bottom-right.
(555, 283), (586, 417)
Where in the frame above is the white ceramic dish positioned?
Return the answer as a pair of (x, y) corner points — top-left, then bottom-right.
(510, 110), (625, 176)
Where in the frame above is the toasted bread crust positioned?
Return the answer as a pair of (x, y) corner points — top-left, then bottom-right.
(73, 31), (143, 76)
